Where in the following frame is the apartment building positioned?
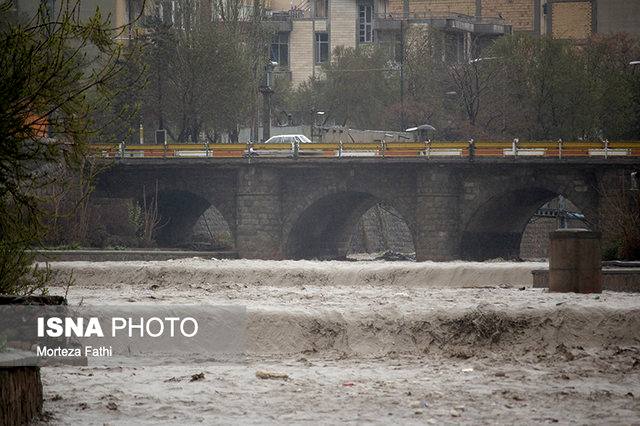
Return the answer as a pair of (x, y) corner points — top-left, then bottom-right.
(384, 0), (640, 39)
(268, 0), (512, 85)
(15, 0), (638, 88)
(268, 0), (640, 85)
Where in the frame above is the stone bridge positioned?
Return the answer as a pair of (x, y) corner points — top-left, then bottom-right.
(93, 158), (639, 261)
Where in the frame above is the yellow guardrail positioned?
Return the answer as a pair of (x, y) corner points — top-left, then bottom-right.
(342, 143), (380, 150)
(252, 143), (292, 150)
(88, 141), (640, 159)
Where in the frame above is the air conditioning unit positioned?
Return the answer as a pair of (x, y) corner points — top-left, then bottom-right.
(155, 129), (167, 145)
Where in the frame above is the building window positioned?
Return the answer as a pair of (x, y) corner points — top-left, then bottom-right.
(315, 32), (329, 64)
(358, 1), (373, 43)
(270, 32), (289, 66)
(314, 0), (328, 18)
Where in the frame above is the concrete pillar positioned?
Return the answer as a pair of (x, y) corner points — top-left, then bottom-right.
(414, 168), (461, 261)
(236, 167), (283, 259)
(549, 229), (602, 293)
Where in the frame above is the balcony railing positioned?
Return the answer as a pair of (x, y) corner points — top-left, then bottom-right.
(268, 9), (312, 21)
(373, 12), (510, 35)
(375, 12), (505, 25)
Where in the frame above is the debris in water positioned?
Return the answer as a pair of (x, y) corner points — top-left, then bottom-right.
(448, 308), (529, 343)
(106, 402), (118, 411)
(190, 372), (205, 382)
(374, 251), (416, 261)
(556, 344), (575, 361)
(256, 371), (289, 380)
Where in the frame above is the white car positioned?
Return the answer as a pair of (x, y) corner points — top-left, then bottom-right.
(253, 134), (315, 157)
(264, 134), (312, 145)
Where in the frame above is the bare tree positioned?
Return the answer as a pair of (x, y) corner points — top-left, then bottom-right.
(599, 174), (640, 260)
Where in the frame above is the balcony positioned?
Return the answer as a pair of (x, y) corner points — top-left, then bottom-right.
(373, 12), (511, 35)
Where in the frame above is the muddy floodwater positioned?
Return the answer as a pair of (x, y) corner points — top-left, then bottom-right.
(36, 259), (640, 424)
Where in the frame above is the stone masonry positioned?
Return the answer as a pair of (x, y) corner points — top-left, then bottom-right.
(93, 158), (638, 261)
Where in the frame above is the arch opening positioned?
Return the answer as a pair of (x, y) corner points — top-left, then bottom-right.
(348, 203), (415, 258)
(286, 192), (415, 260)
(192, 205), (234, 250)
(519, 196), (589, 260)
(461, 189), (590, 261)
(152, 190), (229, 248)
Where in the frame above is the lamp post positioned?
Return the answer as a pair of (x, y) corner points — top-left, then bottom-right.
(399, 18), (405, 132)
(259, 61), (278, 141)
(312, 111), (325, 142)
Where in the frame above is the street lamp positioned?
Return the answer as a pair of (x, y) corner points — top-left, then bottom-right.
(259, 61), (278, 141)
(312, 111), (325, 141)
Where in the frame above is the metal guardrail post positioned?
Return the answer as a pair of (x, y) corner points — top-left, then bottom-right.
(293, 141), (299, 159)
(119, 142), (125, 158)
(558, 139), (563, 159)
(513, 138), (519, 158)
(426, 140), (431, 159)
(468, 138), (475, 162)
(205, 141), (210, 158)
(338, 141), (343, 158)
(604, 139), (609, 159)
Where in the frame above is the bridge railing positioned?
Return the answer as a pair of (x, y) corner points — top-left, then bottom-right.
(88, 140), (640, 159)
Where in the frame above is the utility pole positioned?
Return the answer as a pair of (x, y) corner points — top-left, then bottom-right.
(259, 62), (276, 141)
(400, 18), (405, 131)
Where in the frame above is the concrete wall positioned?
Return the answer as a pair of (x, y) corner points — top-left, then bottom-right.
(330, 0), (358, 51)
(533, 268), (640, 292)
(290, 20), (316, 86)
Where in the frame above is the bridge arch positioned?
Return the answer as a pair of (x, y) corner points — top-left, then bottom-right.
(460, 186), (596, 260)
(152, 190), (234, 248)
(284, 191), (415, 259)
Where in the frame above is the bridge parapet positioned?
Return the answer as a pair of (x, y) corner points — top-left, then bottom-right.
(89, 140), (640, 160)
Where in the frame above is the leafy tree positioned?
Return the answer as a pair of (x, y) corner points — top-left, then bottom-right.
(318, 45), (398, 130)
(138, 0), (271, 143)
(0, 0), (128, 294)
(402, 27), (455, 130)
(486, 35), (588, 139)
(581, 34), (640, 140)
